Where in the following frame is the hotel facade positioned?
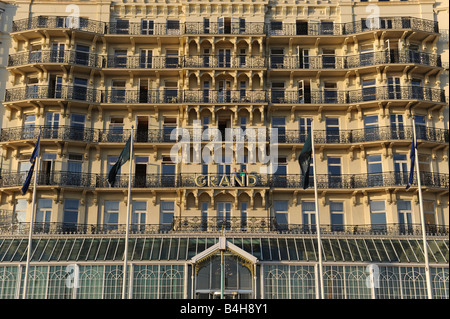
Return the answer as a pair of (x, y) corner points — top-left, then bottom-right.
(0, 0), (448, 299)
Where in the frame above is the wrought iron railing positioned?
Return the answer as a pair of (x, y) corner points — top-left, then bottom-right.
(269, 86), (446, 104)
(269, 49), (442, 70)
(1, 125), (448, 145)
(11, 16), (439, 36)
(0, 220), (447, 236)
(4, 85), (99, 103)
(183, 55), (266, 68)
(0, 171), (448, 190)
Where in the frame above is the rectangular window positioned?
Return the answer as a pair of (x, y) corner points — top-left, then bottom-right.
(370, 201), (386, 232)
(274, 201), (288, 230)
(397, 200), (413, 234)
(362, 79), (377, 101)
(132, 201), (147, 232)
(166, 20), (180, 35)
(364, 115), (379, 141)
(270, 21), (283, 35)
(36, 199), (52, 233)
(108, 117), (124, 142)
(217, 202), (231, 230)
(325, 117), (340, 143)
(201, 202), (208, 231)
(104, 201), (119, 230)
(115, 19), (129, 34)
(299, 117), (312, 143)
(74, 44), (90, 66)
(327, 157), (342, 187)
(367, 154), (383, 186)
(63, 199), (79, 232)
(330, 201), (344, 231)
(141, 19), (154, 35)
(160, 201), (175, 230)
(14, 200), (27, 226)
(302, 201), (316, 232)
(240, 202), (248, 231)
(394, 154), (408, 185)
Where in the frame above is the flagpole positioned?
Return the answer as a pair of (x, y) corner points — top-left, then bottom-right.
(122, 126), (134, 299)
(411, 117), (433, 299)
(22, 138), (40, 299)
(310, 120), (324, 299)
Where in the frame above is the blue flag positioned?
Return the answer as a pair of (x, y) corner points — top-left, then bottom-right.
(21, 133), (40, 195)
(406, 136), (416, 190)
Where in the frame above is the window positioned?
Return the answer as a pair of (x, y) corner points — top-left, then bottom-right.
(113, 49), (127, 68)
(327, 157), (342, 187)
(414, 115), (427, 140)
(397, 200), (412, 234)
(14, 200), (27, 225)
(359, 43), (374, 66)
(70, 114), (85, 141)
(274, 201), (288, 230)
(67, 153), (83, 186)
(108, 117), (124, 142)
(367, 154), (383, 186)
(270, 48), (284, 69)
(364, 115), (379, 141)
(370, 201), (386, 232)
(140, 49), (153, 68)
(362, 79), (377, 101)
(390, 114), (404, 139)
(74, 44), (89, 66)
(270, 21), (283, 35)
(393, 154), (408, 184)
(330, 202), (344, 231)
(166, 20), (180, 35)
(115, 19), (129, 34)
(22, 114), (36, 139)
(63, 199), (79, 232)
(51, 43), (65, 63)
(324, 82), (338, 103)
(45, 112), (60, 139)
(423, 201), (436, 232)
(271, 82), (285, 103)
(299, 117), (312, 142)
(302, 201), (316, 232)
(141, 19), (154, 35)
(165, 50), (179, 68)
(217, 202), (231, 230)
(104, 201), (119, 230)
(164, 81), (178, 103)
(322, 49), (335, 69)
(111, 79), (126, 103)
(201, 202), (208, 231)
(161, 156), (176, 187)
(325, 117), (340, 143)
(132, 201), (147, 232)
(411, 78), (423, 100)
(272, 117), (286, 143)
(73, 77), (88, 100)
(36, 199), (52, 232)
(240, 202), (248, 231)
(160, 201), (175, 230)
(321, 21), (334, 35)
(388, 77), (401, 99)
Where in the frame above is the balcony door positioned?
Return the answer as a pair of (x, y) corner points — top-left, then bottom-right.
(362, 79), (376, 101)
(390, 114), (405, 140)
(272, 117), (286, 143)
(218, 80), (231, 103)
(67, 153), (83, 186)
(217, 202), (232, 230)
(44, 112), (60, 139)
(218, 49), (231, 68)
(359, 43), (374, 67)
(388, 77), (401, 99)
(50, 43), (65, 63)
(136, 116), (149, 142)
(327, 157), (342, 188)
(161, 156), (176, 187)
(393, 154), (408, 185)
(397, 200), (413, 234)
(49, 74), (63, 99)
(367, 154), (383, 187)
(364, 115), (379, 141)
(69, 114), (86, 141)
(325, 117), (340, 143)
(140, 49), (153, 69)
(322, 49), (336, 69)
(41, 153), (57, 185)
(134, 156), (148, 188)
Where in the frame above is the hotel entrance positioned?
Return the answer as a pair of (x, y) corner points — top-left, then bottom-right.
(191, 238), (258, 299)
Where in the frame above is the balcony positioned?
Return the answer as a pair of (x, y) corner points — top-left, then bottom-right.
(274, 126), (449, 145)
(11, 16), (439, 36)
(2, 125), (448, 145)
(183, 90), (267, 104)
(269, 86), (446, 104)
(4, 85), (99, 104)
(184, 55), (266, 69)
(267, 17), (439, 36)
(269, 49), (442, 70)
(0, 171), (447, 190)
(8, 50), (100, 68)
(103, 55), (181, 69)
(0, 219), (448, 237)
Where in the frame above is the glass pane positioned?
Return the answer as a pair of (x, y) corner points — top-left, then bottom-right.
(321, 239), (334, 261)
(105, 239), (119, 260)
(87, 239), (101, 261)
(187, 238), (198, 259)
(364, 239), (381, 262)
(141, 238), (153, 260)
(409, 240), (425, 263)
(150, 238), (161, 260)
(160, 238), (170, 260)
(303, 238), (317, 261)
(31, 239), (47, 261)
(40, 239), (57, 262)
(356, 239), (370, 261)
(278, 238), (289, 260)
(329, 239), (343, 261)
(261, 238), (271, 260)
(169, 238), (179, 260)
(178, 238), (188, 260)
(115, 239), (125, 261)
(373, 240), (390, 262)
(391, 240), (408, 262)
(286, 239), (298, 260)
(347, 239), (362, 261)
(400, 240), (418, 262)
(338, 239), (353, 262)
(382, 240), (399, 262)
(251, 238), (262, 260)
(270, 238), (280, 261)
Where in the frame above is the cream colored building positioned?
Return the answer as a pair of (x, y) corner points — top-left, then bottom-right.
(0, 0), (448, 299)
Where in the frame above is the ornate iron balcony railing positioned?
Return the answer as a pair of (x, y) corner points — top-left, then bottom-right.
(5, 85), (446, 104)
(11, 16), (439, 36)
(184, 55), (266, 68)
(1, 125), (448, 146)
(0, 171), (448, 190)
(269, 86), (446, 104)
(269, 49), (442, 70)
(0, 220), (448, 237)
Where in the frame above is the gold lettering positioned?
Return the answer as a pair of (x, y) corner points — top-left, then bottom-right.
(247, 174), (257, 186)
(195, 175), (206, 187)
(208, 175), (217, 187)
(219, 175), (230, 187)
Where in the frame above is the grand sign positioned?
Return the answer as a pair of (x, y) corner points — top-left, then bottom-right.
(195, 174), (258, 187)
